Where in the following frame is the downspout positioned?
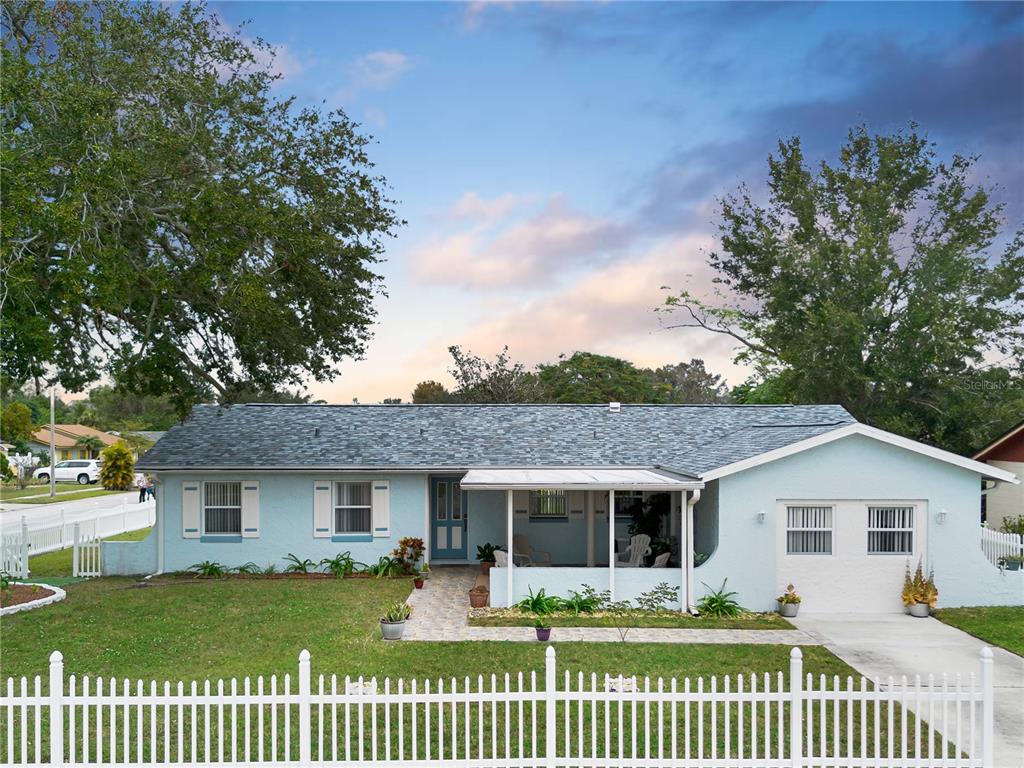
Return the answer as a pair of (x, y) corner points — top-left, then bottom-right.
(155, 475), (165, 576)
(685, 488), (701, 615)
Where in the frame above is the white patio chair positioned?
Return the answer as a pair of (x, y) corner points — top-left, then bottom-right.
(617, 534), (652, 567)
(513, 534), (552, 567)
(652, 552), (670, 568)
(493, 550), (509, 568)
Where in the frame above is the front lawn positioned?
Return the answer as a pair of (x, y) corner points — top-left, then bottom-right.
(2, 576), (852, 684)
(932, 605), (1024, 657)
(470, 607), (792, 629)
(27, 527), (152, 578)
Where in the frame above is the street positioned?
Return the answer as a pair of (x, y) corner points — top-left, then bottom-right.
(0, 491), (150, 532)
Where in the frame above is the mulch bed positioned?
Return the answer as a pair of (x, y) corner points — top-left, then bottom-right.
(1, 584), (55, 608)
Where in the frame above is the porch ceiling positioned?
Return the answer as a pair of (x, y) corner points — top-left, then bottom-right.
(459, 467), (703, 491)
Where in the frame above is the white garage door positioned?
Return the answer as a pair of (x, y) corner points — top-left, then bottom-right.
(775, 499), (928, 613)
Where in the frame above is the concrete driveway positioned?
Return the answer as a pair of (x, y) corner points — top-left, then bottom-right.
(792, 613), (1024, 768)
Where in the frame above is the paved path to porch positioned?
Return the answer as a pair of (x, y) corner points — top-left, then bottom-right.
(404, 565), (819, 644)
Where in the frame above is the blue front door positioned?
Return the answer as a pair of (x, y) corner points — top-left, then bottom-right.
(430, 476), (467, 559)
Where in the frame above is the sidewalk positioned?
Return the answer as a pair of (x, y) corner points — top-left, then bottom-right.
(403, 565), (819, 644)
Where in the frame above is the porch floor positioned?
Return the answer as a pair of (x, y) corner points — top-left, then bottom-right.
(403, 566), (819, 644)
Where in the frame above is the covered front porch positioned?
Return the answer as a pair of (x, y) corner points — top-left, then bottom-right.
(458, 467), (704, 612)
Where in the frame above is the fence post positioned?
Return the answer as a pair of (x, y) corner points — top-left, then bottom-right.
(20, 516), (29, 578)
(789, 647), (803, 768)
(298, 649), (311, 766)
(545, 645), (556, 768)
(72, 523), (80, 578)
(49, 651), (64, 768)
(980, 647), (994, 768)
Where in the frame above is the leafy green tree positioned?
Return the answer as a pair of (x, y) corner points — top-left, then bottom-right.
(85, 385), (179, 431)
(74, 435), (105, 458)
(648, 359), (731, 404)
(664, 126), (1024, 453)
(447, 346), (545, 403)
(538, 352), (657, 403)
(99, 442), (135, 490)
(0, 453), (14, 483)
(2, 1), (400, 414)
(411, 380), (452, 403)
(0, 402), (34, 442)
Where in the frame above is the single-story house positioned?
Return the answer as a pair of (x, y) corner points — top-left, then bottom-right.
(123, 402), (1022, 613)
(28, 424), (120, 460)
(974, 420), (1024, 532)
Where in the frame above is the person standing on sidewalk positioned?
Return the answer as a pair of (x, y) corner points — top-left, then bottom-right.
(134, 472), (147, 504)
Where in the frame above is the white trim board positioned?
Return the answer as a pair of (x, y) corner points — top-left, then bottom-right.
(700, 423), (1020, 484)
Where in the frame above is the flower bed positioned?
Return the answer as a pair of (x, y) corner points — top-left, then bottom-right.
(1, 583), (66, 615)
(468, 606), (793, 630)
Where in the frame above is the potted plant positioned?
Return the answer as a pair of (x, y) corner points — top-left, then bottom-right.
(998, 555), (1023, 571)
(476, 543), (498, 574)
(902, 561), (938, 617)
(534, 617), (551, 642)
(776, 584), (801, 617)
(380, 601), (412, 640)
(468, 583), (489, 608)
(412, 568), (425, 589)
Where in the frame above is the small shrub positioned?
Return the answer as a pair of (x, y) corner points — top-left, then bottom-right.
(260, 563), (278, 576)
(381, 602), (412, 623)
(321, 551), (361, 578)
(235, 562), (262, 576)
(635, 582), (680, 613)
(902, 561), (938, 607)
(999, 515), (1024, 537)
(391, 537), (424, 572)
(517, 587), (560, 616)
(475, 543), (498, 563)
(777, 584), (801, 604)
(696, 579), (742, 618)
(189, 561), (227, 578)
(0, 571), (12, 599)
(98, 442), (135, 489)
(561, 585), (607, 614)
(366, 556), (404, 578)
(283, 553), (317, 574)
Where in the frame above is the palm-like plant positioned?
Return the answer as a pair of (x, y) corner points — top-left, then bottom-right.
(98, 442), (134, 489)
(75, 435), (105, 458)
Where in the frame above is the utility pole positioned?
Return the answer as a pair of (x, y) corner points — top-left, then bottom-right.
(49, 386), (56, 498)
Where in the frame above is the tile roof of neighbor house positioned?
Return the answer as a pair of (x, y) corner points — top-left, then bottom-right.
(137, 402), (856, 476)
(31, 424), (121, 449)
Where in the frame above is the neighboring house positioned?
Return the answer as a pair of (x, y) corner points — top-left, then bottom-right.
(974, 420), (1024, 532)
(28, 424), (120, 460)
(127, 403), (1022, 613)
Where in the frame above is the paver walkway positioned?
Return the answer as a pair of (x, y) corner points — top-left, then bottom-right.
(403, 565), (819, 644)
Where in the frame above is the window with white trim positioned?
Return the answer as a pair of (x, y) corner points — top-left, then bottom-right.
(867, 506), (914, 554)
(786, 505), (833, 554)
(203, 481), (242, 535)
(529, 490), (567, 518)
(335, 481), (372, 534)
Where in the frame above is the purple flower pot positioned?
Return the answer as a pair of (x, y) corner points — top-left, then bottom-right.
(535, 627), (551, 642)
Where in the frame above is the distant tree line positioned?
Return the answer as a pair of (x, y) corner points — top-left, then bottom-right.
(409, 347), (731, 405)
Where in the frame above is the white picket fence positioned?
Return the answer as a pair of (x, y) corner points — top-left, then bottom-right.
(0, 500), (154, 578)
(0, 646), (995, 767)
(980, 525), (1023, 567)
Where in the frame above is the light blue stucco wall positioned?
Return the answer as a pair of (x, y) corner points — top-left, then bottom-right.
(695, 434), (1023, 611)
(102, 527), (159, 575)
(488, 566), (683, 608)
(158, 472), (427, 572)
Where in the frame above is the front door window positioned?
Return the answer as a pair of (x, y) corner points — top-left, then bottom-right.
(430, 477), (467, 559)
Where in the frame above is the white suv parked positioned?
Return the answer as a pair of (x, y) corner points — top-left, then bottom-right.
(34, 460), (102, 485)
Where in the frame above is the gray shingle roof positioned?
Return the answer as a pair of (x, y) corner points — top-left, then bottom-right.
(138, 403), (855, 477)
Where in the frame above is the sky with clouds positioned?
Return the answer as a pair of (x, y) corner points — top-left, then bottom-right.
(210, 1), (1024, 403)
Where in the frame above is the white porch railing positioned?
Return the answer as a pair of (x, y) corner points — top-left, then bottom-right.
(0, 646), (996, 767)
(980, 526), (1023, 567)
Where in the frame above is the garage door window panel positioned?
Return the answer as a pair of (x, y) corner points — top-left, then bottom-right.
(868, 506), (914, 555)
(786, 505), (833, 554)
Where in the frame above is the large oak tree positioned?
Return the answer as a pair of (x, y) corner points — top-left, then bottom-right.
(2, 1), (400, 413)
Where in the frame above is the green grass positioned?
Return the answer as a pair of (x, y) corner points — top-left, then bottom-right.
(1, 576), (850, 684)
(27, 527), (152, 577)
(470, 608), (792, 629)
(5, 488), (126, 504)
(932, 605), (1024, 656)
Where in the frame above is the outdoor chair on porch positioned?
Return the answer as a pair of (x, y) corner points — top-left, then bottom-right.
(512, 534), (552, 567)
(494, 550), (509, 567)
(652, 552), (670, 568)
(617, 534), (652, 567)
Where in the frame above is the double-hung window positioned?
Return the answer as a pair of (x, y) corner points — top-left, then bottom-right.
(203, 482), (242, 535)
(786, 505), (833, 554)
(867, 506), (914, 554)
(335, 482), (372, 534)
(529, 490), (567, 519)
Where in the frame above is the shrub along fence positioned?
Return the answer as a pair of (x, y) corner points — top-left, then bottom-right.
(1, 646), (995, 767)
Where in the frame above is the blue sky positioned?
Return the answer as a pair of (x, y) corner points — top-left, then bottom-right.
(211, 1), (1024, 402)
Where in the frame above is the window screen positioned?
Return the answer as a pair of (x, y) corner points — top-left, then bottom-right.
(786, 505), (833, 554)
(204, 482), (242, 534)
(335, 481), (372, 534)
(867, 506), (914, 554)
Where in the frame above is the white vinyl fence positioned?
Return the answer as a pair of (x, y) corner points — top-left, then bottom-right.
(0, 501), (154, 578)
(0, 646), (995, 767)
(980, 525), (1023, 567)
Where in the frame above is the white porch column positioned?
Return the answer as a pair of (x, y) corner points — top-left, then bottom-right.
(684, 489), (701, 613)
(608, 489), (616, 602)
(586, 491), (595, 567)
(506, 489), (514, 608)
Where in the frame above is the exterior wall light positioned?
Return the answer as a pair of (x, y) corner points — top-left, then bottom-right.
(757, 510), (766, 524)
(936, 509), (948, 525)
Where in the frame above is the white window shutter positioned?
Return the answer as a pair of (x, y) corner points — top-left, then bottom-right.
(182, 482), (200, 538)
(241, 481), (260, 538)
(313, 480), (332, 538)
(372, 480), (390, 538)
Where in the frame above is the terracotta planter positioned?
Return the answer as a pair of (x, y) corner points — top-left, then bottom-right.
(908, 603), (930, 618)
(469, 588), (489, 608)
(480, 560), (494, 576)
(535, 627), (551, 642)
(413, 578), (424, 589)
(778, 602), (799, 618)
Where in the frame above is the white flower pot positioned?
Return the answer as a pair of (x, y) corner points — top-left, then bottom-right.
(380, 620), (406, 640)
(908, 603), (930, 618)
